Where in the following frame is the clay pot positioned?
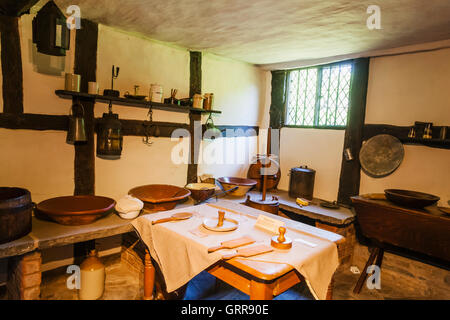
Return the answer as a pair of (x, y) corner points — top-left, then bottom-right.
(217, 177), (257, 197)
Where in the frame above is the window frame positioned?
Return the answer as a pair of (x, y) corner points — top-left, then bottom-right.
(283, 60), (354, 130)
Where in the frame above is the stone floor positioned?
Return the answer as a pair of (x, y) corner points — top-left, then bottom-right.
(33, 263), (449, 300)
(1, 250), (448, 300)
(39, 255), (143, 300)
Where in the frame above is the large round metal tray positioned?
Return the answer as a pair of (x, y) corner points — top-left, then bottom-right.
(359, 134), (404, 178)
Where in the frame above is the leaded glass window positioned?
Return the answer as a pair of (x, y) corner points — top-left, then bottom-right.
(286, 62), (352, 127)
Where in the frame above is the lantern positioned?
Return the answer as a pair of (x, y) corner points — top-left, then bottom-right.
(96, 104), (123, 160)
(32, 1), (70, 56)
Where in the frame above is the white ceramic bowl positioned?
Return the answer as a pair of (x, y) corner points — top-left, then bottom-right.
(118, 210), (141, 220)
(115, 195), (144, 220)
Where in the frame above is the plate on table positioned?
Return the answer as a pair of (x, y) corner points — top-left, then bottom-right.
(202, 217), (239, 232)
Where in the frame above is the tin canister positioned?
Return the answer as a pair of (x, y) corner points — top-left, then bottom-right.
(288, 165), (316, 200)
(203, 93), (214, 110)
(193, 94), (204, 109)
(150, 84), (163, 103)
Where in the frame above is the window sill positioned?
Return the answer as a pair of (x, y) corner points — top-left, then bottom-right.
(283, 125), (346, 130)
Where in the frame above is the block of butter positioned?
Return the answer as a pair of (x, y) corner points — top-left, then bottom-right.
(296, 197), (310, 207)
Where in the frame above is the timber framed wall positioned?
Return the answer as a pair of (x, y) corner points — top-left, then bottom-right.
(0, 12), (263, 201)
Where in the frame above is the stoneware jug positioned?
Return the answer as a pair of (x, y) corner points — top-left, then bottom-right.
(79, 249), (105, 300)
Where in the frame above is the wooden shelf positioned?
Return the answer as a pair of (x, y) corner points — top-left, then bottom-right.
(55, 90), (221, 114)
(364, 124), (450, 150)
(401, 137), (450, 149)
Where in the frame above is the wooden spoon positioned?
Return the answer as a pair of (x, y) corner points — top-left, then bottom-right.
(221, 244), (273, 260)
(207, 236), (255, 253)
(152, 212), (193, 225)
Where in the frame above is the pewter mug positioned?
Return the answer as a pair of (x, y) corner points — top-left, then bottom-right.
(66, 102), (87, 144)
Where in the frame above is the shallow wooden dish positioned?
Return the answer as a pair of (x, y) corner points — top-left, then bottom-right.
(35, 195), (115, 226)
(128, 184), (191, 213)
(384, 189), (440, 208)
(217, 177), (257, 197)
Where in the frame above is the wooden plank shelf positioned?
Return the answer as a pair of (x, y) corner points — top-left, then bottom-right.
(55, 90), (222, 114)
(400, 137), (450, 149)
(364, 124), (450, 150)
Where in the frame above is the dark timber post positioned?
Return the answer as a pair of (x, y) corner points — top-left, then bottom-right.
(187, 51), (202, 184)
(72, 19), (98, 261)
(73, 19), (98, 196)
(337, 58), (370, 205)
(0, 15), (23, 114)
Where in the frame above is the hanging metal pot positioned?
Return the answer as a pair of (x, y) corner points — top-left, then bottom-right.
(66, 101), (87, 145)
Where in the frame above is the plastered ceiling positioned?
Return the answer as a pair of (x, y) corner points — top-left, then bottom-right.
(53, 0), (450, 66)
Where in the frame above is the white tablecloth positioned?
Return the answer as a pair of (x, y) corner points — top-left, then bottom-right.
(132, 200), (341, 300)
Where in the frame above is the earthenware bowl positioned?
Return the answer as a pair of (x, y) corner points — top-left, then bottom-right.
(217, 177), (257, 197)
(128, 184), (191, 212)
(185, 183), (217, 202)
(35, 195), (115, 225)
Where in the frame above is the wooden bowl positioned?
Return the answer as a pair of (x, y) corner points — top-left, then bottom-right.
(217, 177), (257, 197)
(128, 184), (191, 213)
(35, 195), (115, 226)
(384, 189), (440, 208)
(185, 183), (216, 202)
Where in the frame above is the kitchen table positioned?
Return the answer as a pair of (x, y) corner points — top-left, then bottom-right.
(136, 200), (345, 300)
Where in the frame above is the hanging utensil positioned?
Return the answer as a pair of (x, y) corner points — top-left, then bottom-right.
(142, 106), (154, 146)
(66, 100), (87, 144)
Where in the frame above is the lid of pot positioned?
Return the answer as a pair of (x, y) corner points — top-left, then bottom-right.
(290, 165), (315, 173)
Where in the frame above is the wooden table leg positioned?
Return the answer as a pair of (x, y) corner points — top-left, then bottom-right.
(326, 277), (335, 300)
(249, 280), (273, 300)
(375, 248), (384, 268)
(143, 249), (155, 300)
(353, 246), (380, 294)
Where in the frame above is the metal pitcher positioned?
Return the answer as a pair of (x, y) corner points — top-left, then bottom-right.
(66, 102), (87, 144)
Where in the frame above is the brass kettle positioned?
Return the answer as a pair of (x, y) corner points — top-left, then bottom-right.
(66, 102), (87, 144)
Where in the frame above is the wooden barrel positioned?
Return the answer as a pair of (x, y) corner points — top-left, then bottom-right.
(0, 187), (32, 244)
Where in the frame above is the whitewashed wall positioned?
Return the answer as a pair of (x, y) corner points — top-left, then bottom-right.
(267, 47), (450, 204)
(198, 53), (266, 179)
(0, 13), (267, 274)
(360, 48), (450, 206)
(0, 13), (76, 203)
